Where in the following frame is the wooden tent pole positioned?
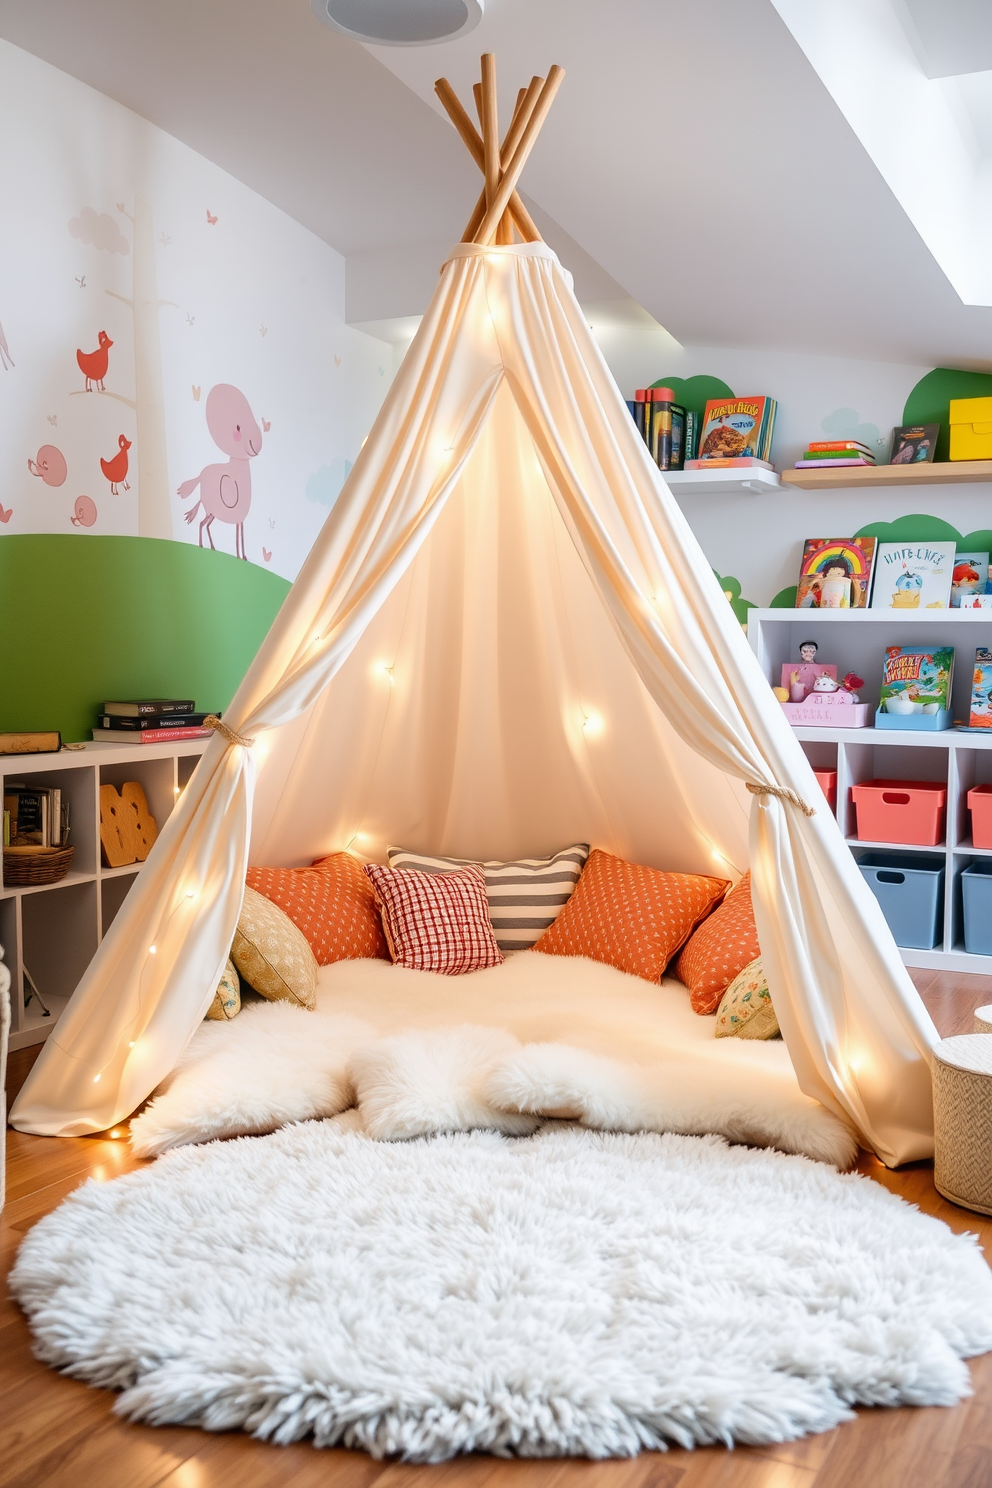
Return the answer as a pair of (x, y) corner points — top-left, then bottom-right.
(473, 66), (564, 245)
(435, 74), (542, 242)
(480, 54), (500, 209)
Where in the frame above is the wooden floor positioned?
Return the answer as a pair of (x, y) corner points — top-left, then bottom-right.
(5, 968), (992, 1488)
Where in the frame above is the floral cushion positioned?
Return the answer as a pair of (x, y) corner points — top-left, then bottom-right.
(206, 957), (241, 1021)
(714, 958), (779, 1040)
(231, 886), (318, 1009)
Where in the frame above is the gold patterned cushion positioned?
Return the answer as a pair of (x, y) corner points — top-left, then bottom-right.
(714, 958), (779, 1040)
(231, 885), (317, 1009)
(206, 957), (241, 1021)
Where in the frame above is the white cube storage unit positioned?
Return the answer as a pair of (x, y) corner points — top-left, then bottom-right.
(2, 739), (208, 1051)
(748, 609), (992, 974)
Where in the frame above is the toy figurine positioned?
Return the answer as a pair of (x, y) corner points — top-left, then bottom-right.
(810, 672), (864, 704)
(780, 643), (836, 701)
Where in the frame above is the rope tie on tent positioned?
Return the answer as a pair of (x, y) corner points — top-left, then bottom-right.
(746, 782), (816, 817)
(203, 716), (256, 749)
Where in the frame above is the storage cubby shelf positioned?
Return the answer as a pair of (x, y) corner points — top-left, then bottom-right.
(781, 460), (992, 491)
(749, 609), (992, 976)
(2, 738), (209, 1051)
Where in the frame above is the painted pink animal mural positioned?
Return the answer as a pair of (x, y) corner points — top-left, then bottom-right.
(177, 384), (262, 561)
(27, 445), (67, 486)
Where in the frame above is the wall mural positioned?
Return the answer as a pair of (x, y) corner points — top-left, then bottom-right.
(0, 40), (391, 582)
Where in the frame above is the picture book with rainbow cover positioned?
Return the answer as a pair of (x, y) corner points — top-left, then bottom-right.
(794, 537), (876, 609)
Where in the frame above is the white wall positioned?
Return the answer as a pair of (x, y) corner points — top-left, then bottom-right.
(0, 39), (391, 582)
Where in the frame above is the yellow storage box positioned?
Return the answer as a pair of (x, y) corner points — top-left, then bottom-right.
(950, 397), (992, 461)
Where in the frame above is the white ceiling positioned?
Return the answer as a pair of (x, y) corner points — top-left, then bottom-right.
(2, 0), (992, 368)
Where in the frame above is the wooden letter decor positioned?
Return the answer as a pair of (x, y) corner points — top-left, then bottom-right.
(99, 782), (159, 866)
(433, 54), (564, 248)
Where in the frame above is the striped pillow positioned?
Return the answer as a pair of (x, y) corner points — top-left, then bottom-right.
(386, 843), (590, 953)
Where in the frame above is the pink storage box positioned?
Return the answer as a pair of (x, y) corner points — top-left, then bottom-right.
(780, 696), (869, 728)
(813, 768), (837, 808)
(850, 779), (946, 846)
(968, 784), (992, 849)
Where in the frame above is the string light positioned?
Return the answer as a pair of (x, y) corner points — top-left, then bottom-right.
(148, 945), (157, 955)
(581, 712), (604, 738)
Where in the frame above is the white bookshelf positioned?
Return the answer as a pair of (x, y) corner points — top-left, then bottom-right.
(2, 739), (209, 1051)
(748, 609), (992, 975)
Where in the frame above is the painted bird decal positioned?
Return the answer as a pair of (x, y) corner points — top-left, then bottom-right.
(77, 330), (113, 392)
(100, 434), (131, 494)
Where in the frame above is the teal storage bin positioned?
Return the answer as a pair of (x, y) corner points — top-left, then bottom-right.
(856, 853), (944, 949)
(961, 861), (992, 955)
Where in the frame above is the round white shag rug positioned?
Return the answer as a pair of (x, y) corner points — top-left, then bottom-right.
(11, 1122), (992, 1461)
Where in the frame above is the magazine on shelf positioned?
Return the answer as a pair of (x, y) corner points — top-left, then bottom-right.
(869, 541), (954, 610)
(794, 537), (877, 609)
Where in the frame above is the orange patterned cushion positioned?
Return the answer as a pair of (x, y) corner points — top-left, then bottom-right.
(676, 870), (760, 1014)
(246, 852), (389, 965)
(531, 848), (728, 983)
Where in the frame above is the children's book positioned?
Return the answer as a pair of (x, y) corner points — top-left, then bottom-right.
(869, 541), (954, 609)
(890, 424), (938, 464)
(794, 537), (877, 609)
(698, 397), (777, 462)
(879, 647), (954, 718)
(969, 649), (992, 728)
(950, 551), (989, 607)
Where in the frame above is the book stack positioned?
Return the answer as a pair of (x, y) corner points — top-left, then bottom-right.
(795, 440), (875, 470)
(93, 699), (218, 744)
(4, 784), (69, 847)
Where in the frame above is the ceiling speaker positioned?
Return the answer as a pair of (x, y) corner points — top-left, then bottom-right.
(311, 0), (484, 46)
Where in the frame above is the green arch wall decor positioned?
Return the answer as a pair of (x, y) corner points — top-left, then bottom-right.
(902, 368), (992, 463)
(0, 535), (291, 742)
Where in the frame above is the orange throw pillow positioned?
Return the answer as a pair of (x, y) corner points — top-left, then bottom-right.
(246, 852), (389, 965)
(531, 848), (728, 983)
(676, 870), (760, 1014)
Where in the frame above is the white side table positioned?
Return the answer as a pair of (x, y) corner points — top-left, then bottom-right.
(933, 1034), (992, 1215)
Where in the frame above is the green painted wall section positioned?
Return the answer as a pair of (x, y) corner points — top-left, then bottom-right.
(902, 368), (992, 463)
(0, 536), (291, 742)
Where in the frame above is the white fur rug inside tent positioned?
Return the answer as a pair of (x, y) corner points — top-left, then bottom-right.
(128, 954), (857, 1166)
(11, 1122), (992, 1459)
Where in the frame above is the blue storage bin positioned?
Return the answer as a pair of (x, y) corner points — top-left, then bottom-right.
(856, 853), (944, 950)
(961, 861), (992, 955)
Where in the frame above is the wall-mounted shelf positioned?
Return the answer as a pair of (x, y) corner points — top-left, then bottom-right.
(663, 466), (782, 496)
(748, 609), (992, 976)
(2, 738), (209, 1051)
(782, 459), (992, 490)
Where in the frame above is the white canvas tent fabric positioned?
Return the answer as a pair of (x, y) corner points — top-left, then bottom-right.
(11, 241), (938, 1165)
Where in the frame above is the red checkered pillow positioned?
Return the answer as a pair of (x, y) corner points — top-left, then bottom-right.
(363, 863), (504, 976)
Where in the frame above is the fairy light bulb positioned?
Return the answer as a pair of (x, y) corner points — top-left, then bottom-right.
(581, 712), (604, 738)
(148, 945), (157, 955)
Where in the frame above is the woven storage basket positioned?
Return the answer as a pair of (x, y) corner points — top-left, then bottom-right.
(975, 1006), (992, 1034)
(2, 845), (74, 887)
(933, 1034), (992, 1215)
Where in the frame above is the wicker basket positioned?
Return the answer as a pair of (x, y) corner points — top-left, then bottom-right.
(3, 845), (75, 887)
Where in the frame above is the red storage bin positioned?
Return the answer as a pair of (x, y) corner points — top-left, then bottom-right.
(813, 768), (837, 808)
(850, 778), (946, 846)
(968, 784), (992, 849)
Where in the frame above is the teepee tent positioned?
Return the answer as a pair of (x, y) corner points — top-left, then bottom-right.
(12, 58), (938, 1166)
